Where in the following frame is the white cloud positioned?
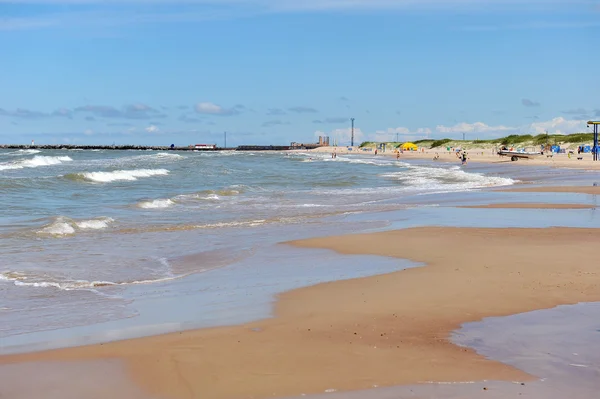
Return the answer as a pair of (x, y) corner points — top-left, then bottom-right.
(372, 127), (413, 142)
(145, 124), (159, 133)
(527, 117), (588, 135)
(315, 116), (589, 145)
(194, 102), (240, 116)
(435, 121), (515, 134)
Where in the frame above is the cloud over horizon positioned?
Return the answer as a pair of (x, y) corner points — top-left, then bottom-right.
(289, 106), (318, 114)
(315, 116), (590, 145)
(75, 104), (167, 120)
(194, 102), (241, 116)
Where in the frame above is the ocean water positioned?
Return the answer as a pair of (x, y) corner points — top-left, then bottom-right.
(0, 148), (592, 349)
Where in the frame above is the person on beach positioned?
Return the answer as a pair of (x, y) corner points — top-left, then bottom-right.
(396, 151), (400, 160)
(461, 151), (468, 165)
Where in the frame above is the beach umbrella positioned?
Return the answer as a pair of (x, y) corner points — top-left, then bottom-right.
(400, 142), (418, 151)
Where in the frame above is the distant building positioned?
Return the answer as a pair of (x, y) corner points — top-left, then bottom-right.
(290, 136), (329, 150)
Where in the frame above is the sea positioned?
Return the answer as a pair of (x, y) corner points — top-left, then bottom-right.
(0, 148), (598, 354)
(2, 148), (600, 399)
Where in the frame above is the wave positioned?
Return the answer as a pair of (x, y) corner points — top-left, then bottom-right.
(10, 149), (41, 155)
(112, 152), (183, 166)
(36, 216), (114, 236)
(381, 164), (516, 191)
(0, 270), (178, 292)
(0, 155), (72, 171)
(135, 186), (245, 210)
(174, 187), (245, 201)
(154, 152), (183, 159)
(137, 199), (175, 209)
(66, 168), (169, 183)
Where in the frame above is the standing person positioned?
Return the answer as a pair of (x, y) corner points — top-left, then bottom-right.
(461, 151), (468, 165)
(396, 151), (400, 160)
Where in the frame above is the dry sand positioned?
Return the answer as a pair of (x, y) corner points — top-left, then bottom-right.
(458, 203), (596, 209)
(3, 227), (600, 399)
(308, 146), (600, 170)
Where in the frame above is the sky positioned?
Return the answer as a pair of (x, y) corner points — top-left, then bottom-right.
(1, 0), (599, 146)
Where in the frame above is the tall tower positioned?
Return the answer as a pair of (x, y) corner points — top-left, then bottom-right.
(351, 118), (355, 147)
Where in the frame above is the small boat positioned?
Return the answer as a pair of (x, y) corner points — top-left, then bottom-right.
(497, 149), (542, 161)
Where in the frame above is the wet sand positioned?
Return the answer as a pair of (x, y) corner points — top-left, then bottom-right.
(503, 186), (600, 195)
(2, 227), (600, 399)
(458, 203), (596, 209)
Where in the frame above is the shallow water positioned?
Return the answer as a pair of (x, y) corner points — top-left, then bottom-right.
(1, 149), (526, 344)
(286, 303), (600, 399)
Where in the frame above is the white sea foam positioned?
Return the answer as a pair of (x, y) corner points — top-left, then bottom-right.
(36, 217), (114, 236)
(0, 155), (72, 171)
(196, 220), (268, 229)
(155, 152), (183, 159)
(0, 270), (180, 292)
(381, 164), (516, 192)
(75, 217), (115, 230)
(38, 221), (76, 236)
(76, 168), (169, 182)
(137, 199), (175, 209)
(14, 149), (41, 155)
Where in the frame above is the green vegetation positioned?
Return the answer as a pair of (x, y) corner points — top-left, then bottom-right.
(430, 138), (453, 148)
(413, 139), (434, 145)
(497, 134), (533, 146)
(359, 132), (594, 151)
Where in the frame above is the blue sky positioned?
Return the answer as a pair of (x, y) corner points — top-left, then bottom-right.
(1, 0), (599, 146)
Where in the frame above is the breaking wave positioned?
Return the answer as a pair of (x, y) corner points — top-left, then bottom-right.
(0, 270), (178, 292)
(0, 155), (72, 171)
(380, 164), (516, 192)
(36, 216), (115, 236)
(66, 168), (169, 183)
(137, 199), (175, 209)
(9, 149), (42, 155)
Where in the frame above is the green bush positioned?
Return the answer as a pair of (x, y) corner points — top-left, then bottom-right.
(499, 134), (533, 146)
(430, 138), (452, 148)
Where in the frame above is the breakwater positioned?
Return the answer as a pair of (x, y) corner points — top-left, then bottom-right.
(0, 144), (293, 152)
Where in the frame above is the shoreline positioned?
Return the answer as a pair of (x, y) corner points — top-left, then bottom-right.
(3, 224), (600, 399)
(308, 146), (600, 170)
(457, 203), (597, 209)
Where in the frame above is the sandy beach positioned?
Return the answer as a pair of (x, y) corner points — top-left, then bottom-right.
(309, 146), (600, 170)
(3, 222), (600, 399)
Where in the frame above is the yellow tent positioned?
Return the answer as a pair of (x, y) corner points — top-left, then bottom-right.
(400, 142), (418, 151)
